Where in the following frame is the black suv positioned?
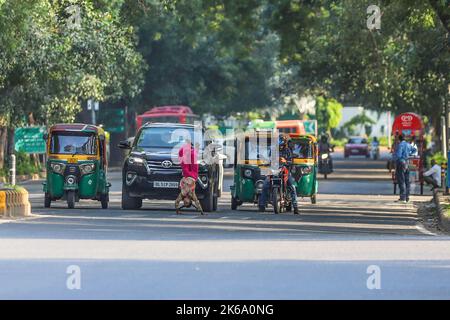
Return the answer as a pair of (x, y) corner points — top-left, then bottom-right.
(118, 123), (221, 212)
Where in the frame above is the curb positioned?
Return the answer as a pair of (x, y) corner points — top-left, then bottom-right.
(0, 187), (31, 218)
(432, 191), (450, 232)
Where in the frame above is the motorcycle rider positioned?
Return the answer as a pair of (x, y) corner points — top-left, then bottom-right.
(371, 136), (380, 159)
(318, 134), (333, 172)
(258, 133), (299, 215)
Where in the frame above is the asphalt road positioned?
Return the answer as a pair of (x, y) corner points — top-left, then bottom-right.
(1, 150), (449, 299)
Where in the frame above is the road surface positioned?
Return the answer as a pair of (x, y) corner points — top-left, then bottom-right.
(1, 150), (449, 299)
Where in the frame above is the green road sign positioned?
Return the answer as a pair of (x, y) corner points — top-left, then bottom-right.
(14, 127), (46, 154)
(303, 120), (317, 136)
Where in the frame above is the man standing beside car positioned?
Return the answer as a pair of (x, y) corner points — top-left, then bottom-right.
(394, 134), (417, 203)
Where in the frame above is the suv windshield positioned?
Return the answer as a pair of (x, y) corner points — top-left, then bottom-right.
(136, 127), (202, 149)
(348, 138), (367, 144)
(50, 132), (97, 155)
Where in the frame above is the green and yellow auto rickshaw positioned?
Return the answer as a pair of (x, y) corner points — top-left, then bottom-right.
(230, 130), (274, 210)
(42, 124), (110, 209)
(289, 134), (318, 204)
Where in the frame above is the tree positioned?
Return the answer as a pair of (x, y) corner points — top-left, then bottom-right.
(314, 96), (343, 136)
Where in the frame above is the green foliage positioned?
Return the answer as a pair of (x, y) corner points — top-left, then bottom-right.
(314, 96), (343, 134)
(0, 0), (145, 126)
(430, 151), (446, 166)
(15, 152), (41, 176)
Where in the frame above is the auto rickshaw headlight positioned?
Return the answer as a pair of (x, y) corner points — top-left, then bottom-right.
(50, 162), (66, 174)
(66, 176), (76, 185)
(244, 169), (253, 178)
(255, 180), (264, 192)
(301, 166), (312, 174)
(80, 163), (95, 175)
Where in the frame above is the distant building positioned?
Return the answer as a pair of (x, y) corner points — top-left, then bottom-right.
(337, 106), (394, 138)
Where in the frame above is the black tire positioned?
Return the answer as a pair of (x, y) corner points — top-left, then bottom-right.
(121, 185), (142, 210)
(67, 191), (75, 209)
(311, 194), (317, 204)
(394, 183), (397, 195)
(286, 203), (292, 212)
(200, 186), (214, 212)
(420, 183), (424, 195)
(44, 193), (51, 208)
(101, 193), (109, 209)
(231, 196), (238, 210)
(272, 188), (280, 214)
(213, 194), (218, 211)
(324, 173), (328, 179)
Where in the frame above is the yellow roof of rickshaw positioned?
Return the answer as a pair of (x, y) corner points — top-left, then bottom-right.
(49, 123), (107, 136)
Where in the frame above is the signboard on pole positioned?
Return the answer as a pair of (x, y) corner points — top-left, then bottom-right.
(302, 120), (318, 136)
(14, 127), (46, 154)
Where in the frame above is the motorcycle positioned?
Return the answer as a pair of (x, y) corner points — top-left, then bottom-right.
(318, 153), (332, 179)
(269, 163), (293, 214)
(370, 143), (380, 160)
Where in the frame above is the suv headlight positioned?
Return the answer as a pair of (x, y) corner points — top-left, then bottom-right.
(50, 162), (66, 174)
(80, 163), (95, 175)
(128, 157), (145, 166)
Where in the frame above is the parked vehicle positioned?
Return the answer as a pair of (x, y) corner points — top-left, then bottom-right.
(344, 137), (369, 158)
(289, 134), (318, 203)
(230, 131), (273, 210)
(136, 106), (199, 130)
(119, 123), (222, 212)
(43, 124), (111, 209)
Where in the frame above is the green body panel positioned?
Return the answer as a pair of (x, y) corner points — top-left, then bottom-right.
(294, 165), (318, 197)
(44, 159), (109, 200)
(47, 171), (65, 198)
(231, 164), (259, 202)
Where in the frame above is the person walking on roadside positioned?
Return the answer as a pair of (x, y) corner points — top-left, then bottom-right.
(423, 159), (441, 191)
(175, 138), (204, 215)
(394, 134), (417, 203)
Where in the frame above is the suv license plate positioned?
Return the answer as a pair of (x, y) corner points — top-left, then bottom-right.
(153, 181), (179, 188)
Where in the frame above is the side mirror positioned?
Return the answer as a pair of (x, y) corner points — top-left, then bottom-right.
(118, 140), (131, 149)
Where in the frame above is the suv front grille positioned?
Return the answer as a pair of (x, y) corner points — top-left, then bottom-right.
(147, 160), (181, 170)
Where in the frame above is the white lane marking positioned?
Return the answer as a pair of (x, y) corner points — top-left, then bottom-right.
(415, 223), (437, 236)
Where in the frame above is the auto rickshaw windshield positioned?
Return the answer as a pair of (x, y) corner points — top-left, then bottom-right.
(244, 136), (272, 162)
(292, 140), (313, 159)
(50, 131), (98, 155)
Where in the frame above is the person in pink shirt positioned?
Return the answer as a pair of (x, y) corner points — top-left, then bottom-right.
(175, 138), (203, 214)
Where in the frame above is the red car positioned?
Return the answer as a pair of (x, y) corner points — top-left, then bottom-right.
(344, 137), (369, 158)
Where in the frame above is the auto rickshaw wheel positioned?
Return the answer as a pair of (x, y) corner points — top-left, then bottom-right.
(213, 194), (218, 211)
(101, 193), (108, 209)
(231, 196), (238, 210)
(272, 189), (280, 214)
(311, 195), (317, 204)
(44, 193), (51, 208)
(67, 191), (75, 209)
(393, 183), (397, 194)
(121, 184), (142, 210)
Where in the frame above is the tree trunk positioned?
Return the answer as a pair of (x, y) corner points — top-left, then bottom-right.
(0, 126), (7, 170)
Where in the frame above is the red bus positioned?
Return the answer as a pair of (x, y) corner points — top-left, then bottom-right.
(136, 106), (200, 129)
